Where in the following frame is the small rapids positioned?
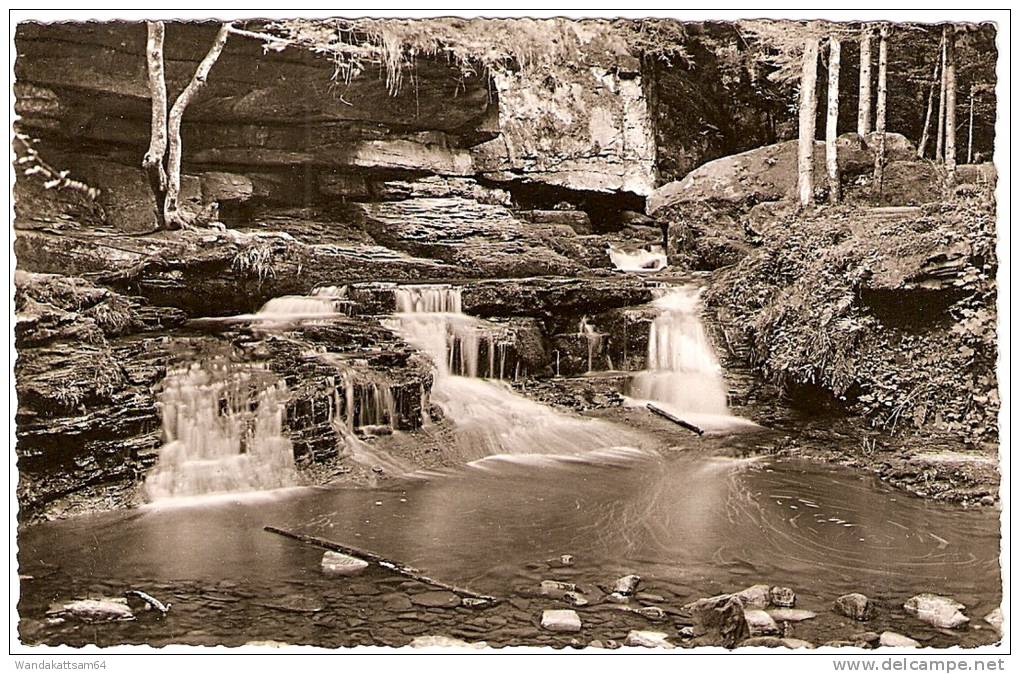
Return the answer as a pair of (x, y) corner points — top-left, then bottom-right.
(608, 243), (668, 272)
(392, 284), (650, 465)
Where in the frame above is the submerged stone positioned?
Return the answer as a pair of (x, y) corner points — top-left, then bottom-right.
(740, 636), (785, 648)
(321, 551), (370, 577)
(540, 580), (577, 596)
(984, 607), (1003, 634)
(625, 630), (674, 649)
(903, 594), (969, 629)
(613, 574), (641, 595)
(541, 609), (582, 632)
(410, 591), (462, 608)
(768, 608), (817, 622)
(834, 593), (877, 621)
(879, 631), (920, 648)
(50, 598), (134, 622)
(849, 631), (882, 648)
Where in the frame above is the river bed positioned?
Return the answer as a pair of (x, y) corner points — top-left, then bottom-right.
(18, 448), (1000, 648)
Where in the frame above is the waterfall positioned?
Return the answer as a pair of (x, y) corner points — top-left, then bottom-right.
(392, 284), (647, 464)
(608, 244), (668, 272)
(627, 286), (755, 432)
(392, 285), (507, 379)
(578, 316), (613, 372)
(190, 285), (351, 329)
(144, 361), (298, 500)
(256, 285), (352, 320)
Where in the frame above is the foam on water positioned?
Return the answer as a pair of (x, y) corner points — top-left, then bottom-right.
(608, 244), (668, 272)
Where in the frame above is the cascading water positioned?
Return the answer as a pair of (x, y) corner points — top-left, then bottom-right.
(189, 285), (352, 329)
(392, 284), (648, 464)
(626, 286), (756, 432)
(608, 243), (668, 272)
(392, 285), (508, 379)
(144, 361), (298, 501)
(578, 316), (612, 372)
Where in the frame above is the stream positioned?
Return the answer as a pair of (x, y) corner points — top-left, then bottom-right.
(16, 284), (1001, 648)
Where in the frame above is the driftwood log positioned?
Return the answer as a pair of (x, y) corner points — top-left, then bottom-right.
(647, 403), (704, 436)
(264, 526), (500, 603)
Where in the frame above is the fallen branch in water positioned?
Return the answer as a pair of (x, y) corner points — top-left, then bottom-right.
(647, 403), (704, 436)
(264, 526), (500, 603)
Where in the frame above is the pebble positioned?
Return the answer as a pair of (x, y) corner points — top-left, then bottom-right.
(770, 586), (796, 608)
(903, 593), (969, 629)
(49, 598), (134, 623)
(613, 574), (642, 595)
(625, 630), (675, 649)
(381, 594), (413, 612)
(768, 608), (817, 622)
(744, 609), (781, 636)
(984, 607), (1003, 634)
(834, 592), (877, 621)
(461, 597), (493, 608)
(541, 609), (582, 633)
(410, 591), (461, 608)
(321, 551), (370, 578)
(635, 606), (667, 620)
(736, 584), (772, 609)
(540, 580), (577, 596)
(636, 592), (666, 603)
(880, 631), (920, 648)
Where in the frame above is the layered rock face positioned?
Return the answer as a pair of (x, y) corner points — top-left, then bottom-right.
(13, 20), (667, 229)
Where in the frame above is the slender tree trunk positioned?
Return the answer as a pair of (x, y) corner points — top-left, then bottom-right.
(798, 37), (820, 208)
(164, 22), (232, 229)
(944, 26), (957, 190)
(917, 54), (940, 159)
(826, 37), (842, 204)
(935, 28), (948, 161)
(967, 86), (975, 163)
(143, 21), (168, 229)
(857, 29), (872, 135)
(872, 26), (889, 196)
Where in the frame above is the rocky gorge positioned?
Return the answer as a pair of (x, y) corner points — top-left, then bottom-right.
(12, 17), (1001, 651)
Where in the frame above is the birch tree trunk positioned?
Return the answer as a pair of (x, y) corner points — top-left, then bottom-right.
(163, 22), (232, 229)
(798, 37), (820, 208)
(826, 37), (842, 204)
(872, 26), (889, 197)
(857, 29), (872, 135)
(917, 54), (940, 159)
(944, 26), (957, 190)
(142, 21), (168, 229)
(935, 28), (948, 161)
(967, 86), (975, 163)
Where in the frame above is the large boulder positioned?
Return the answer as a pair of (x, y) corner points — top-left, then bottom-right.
(647, 132), (917, 214)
